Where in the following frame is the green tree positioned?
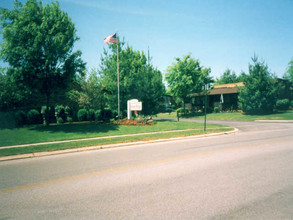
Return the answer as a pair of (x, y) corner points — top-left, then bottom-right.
(284, 57), (293, 83)
(215, 69), (240, 85)
(67, 69), (106, 110)
(0, 0), (85, 125)
(100, 41), (165, 116)
(165, 53), (212, 113)
(238, 56), (278, 114)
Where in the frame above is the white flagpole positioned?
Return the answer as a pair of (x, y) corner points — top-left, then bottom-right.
(117, 32), (120, 119)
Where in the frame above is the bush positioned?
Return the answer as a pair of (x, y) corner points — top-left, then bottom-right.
(77, 109), (87, 121)
(57, 117), (64, 124)
(95, 110), (102, 121)
(276, 99), (290, 111)
(14, 110), (27, 126)
(214, 107), (220, 113)
(101, 108), (113, 122)
(87, 109), (95, 121)
(176, 107), (184, 113)
(67, 117), (73, 123)
(27, 109), (42, 125)
(55, 105), (66, 123)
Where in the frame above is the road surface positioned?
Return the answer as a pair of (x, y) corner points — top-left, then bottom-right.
(1, 120), (293, 219)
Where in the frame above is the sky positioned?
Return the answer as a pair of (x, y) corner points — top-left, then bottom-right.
(1, 0), (293, 80)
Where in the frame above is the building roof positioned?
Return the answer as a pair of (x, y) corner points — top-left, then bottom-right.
(190, 82), (244, 96)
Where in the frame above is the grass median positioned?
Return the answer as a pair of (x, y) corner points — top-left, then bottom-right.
(0, 120), (232, 157)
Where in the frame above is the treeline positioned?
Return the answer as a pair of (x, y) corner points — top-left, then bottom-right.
(0, 0), (293, 127)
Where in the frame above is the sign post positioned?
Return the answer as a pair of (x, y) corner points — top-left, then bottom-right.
(127, 99), (142, 119)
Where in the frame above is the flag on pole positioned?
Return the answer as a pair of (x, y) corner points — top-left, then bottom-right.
(104, 33), (118, 44)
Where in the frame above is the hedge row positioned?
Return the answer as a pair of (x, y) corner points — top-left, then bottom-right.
(13, 106), (116, 126)
(77, 108), (114, 122)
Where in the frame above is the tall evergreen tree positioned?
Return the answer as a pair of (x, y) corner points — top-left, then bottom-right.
(238, 56), (278, 114)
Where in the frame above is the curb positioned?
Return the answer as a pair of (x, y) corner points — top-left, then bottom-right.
(255, 120), (293, 123)
(0, 128), (238, 162)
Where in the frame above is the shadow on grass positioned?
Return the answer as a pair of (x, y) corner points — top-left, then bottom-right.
(28, 122), (119, 134)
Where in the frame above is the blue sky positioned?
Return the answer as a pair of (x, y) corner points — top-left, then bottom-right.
(1, 0), (293, 79)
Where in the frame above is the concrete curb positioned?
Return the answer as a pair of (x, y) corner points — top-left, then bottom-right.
(0, 128), (238, 162)
(255, 120), (293, 123)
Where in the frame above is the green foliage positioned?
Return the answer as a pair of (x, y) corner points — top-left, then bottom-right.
(100, 108), (113, 122)
(27, 109), (42, 124)
(165, 53), (213, 112)
(214, 107), (220, 113)
(77, 109), (87, 121)
(100, 41), (165, 115)
(55, 105), (66, 123)
(215, 69), (244, 85)
(284, 57), (293, 82)
(238, 56), (279, 114)
(95, 110), (102, 121)
(14, 110), (27, 126)
(0, 0), (85, 124)
(275, 99), (290, 111)
(176, 107), (184, 113)
(87, 109), (95, 121)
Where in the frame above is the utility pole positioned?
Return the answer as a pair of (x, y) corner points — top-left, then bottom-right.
(204, 84), (209, 132)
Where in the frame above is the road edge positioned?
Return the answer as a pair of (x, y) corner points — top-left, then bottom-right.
(0, 128), (238, 162)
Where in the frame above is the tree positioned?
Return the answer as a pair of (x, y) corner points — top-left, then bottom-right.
(165, 53), (212, 113)
(67, 69), (107, 110)
(215, 69), (240, 85)
(284, 57), (293, 83)
(0, 0), (85, 125)
(238, 56), (278, 114)
(100, 41), (165, 116)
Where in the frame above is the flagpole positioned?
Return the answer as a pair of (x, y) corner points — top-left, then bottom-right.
(117, 32), (120, 119)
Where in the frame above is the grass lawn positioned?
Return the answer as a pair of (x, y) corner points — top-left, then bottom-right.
(157, 111), (293, 121)
(0, 120), (232, 156)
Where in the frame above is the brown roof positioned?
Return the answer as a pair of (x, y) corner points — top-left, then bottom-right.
(190, 82), (244, 96)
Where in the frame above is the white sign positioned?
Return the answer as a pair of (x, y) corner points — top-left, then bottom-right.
(127, 99), (142, 119)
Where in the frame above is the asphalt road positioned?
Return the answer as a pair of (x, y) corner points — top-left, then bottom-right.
(1, 120), (293, 219)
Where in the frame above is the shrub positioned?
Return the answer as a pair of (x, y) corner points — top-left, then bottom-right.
(87, 109), (95, 121)
(77, 109), (87, 121)
(57, 117), (64, 124)
(95, 110), (102, 121)
(55, 105), (66, 123)
(176, 107), (184, 113)
(214, 107), (220, 113)
(14, 110), (27, 126)
(101, 108), (113, 122)
(67, 117), (73, 123)
(276, 99), (290, 111)
(27, 109), (42, 125)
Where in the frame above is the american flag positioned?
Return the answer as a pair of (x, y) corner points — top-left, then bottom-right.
(104, 33), (118, 44)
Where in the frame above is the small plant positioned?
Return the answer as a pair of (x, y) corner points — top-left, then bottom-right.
(14, 110), (27, 126)
(87, 109), (95, 121)
(27, 109), (42, 125)
(95, 110), (102, 121)
(57, 117), (64, 124)
(101, 108), (113, 122)
(77, 109), (87, 121)
(55, 105), (67, 123)
(276, 99), (290, 111)
(214, 107), (220, 113)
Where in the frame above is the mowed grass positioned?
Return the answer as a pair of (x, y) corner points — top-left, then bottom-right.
(0, 126), (232, 156)
(0, 120), (230, 149)
(157, 111), (293, 121)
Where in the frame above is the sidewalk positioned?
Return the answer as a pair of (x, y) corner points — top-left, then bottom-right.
(0, 127), (237, 162)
